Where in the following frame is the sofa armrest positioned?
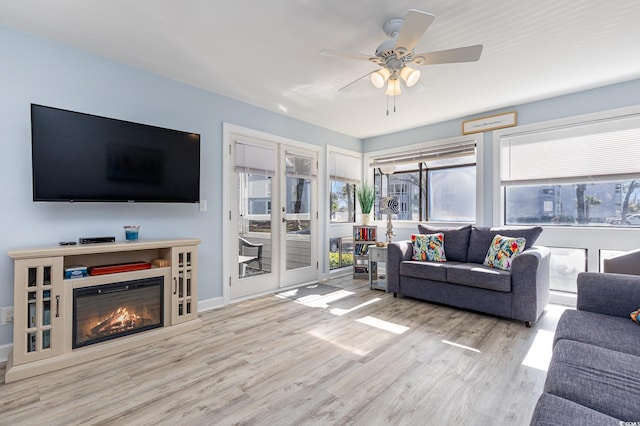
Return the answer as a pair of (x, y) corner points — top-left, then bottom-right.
(387, 241), (413, 294)
(577, 272), (640, 318)
(510, 246), (551, 323)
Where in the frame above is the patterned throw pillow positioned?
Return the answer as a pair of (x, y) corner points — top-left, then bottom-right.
(483, 234), (526, 271)
(411, 233), (446, 262)
(632, 309), (640, 325)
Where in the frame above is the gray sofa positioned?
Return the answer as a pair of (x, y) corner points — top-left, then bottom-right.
(530, 272), (640, 425)
(387, 225), (550, 326)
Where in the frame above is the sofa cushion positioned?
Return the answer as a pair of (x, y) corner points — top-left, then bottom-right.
(553, 309), (640, 357)
(446, 263), (512, 292)
(417, 224), (471, 262)
(411, 233), (446, 262)
(530, 393), (620, 426)
(544, 339), (640, 420)
(467, 226), (542, 264)
(483, 234), (526, 271)
(399, 260), (462, 282)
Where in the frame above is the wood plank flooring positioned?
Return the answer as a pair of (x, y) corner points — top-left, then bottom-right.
(0, 276), (567, 425)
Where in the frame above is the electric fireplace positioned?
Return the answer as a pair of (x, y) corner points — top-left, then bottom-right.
(73, 277), (164, 349)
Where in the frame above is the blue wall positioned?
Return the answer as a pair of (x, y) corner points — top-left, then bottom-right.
(0, 25), (360, 348)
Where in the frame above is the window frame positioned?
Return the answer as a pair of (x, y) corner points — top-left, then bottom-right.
(365, 134), (484, 225)
(494, 105), (640, 228)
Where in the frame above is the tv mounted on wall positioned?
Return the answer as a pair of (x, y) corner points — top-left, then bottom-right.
(31, 104), (200, 203)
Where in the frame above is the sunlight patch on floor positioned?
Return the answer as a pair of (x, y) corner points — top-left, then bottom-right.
(355, 316), (409, 334)
(294, 290), (355, 308)
(330, 298), (381, 316)
(307, 329), (368, 356)
(441, 340), (481, 353)
(522, 329), (554, 371)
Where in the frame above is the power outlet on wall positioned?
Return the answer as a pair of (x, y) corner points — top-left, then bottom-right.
(1, 306), (14, 325)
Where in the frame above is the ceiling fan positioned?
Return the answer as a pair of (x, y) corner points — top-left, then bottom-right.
(321, 10), (483, 110)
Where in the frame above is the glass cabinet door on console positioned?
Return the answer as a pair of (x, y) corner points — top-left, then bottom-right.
(13, 257), (64, 365)
(171, 246), (198, 324)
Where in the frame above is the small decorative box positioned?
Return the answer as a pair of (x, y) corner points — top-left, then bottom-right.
(64, 265), (88, 279)
(151, 258), (170, 267)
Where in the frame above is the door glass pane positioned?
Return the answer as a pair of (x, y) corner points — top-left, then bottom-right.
(285, 153), (314, 271)
(238, 171), (272, 278)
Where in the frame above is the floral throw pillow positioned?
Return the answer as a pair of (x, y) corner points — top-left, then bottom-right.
(483, 234), (526, 271)
(411, 233), (446, 262)
(631, 309), (640, 325)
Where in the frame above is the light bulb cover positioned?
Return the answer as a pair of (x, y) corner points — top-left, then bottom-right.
(385, 78), (402, 96)
(370, 68), (391, 89)
(399, 66), (421, 87)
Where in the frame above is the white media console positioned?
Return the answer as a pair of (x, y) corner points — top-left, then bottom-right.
(5, 238), (202, 383)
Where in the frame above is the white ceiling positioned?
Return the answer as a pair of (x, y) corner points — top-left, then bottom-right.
(2, 0), (640, 139)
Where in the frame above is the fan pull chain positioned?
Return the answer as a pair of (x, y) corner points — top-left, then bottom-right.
(386, 94), (389, 116)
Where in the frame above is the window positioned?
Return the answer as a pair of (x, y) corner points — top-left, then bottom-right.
(506, 180), (640, 226)
(329, 150), (361, 223)
(371, 140), (476, 222)
(501, 113), (640, 227)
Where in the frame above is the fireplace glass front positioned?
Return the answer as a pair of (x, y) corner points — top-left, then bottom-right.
(73, 277), (163, 349)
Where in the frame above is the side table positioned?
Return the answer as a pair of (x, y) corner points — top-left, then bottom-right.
(369, 245), (387, 291)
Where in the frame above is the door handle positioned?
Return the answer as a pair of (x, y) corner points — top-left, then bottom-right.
(282, 217), (287, 223)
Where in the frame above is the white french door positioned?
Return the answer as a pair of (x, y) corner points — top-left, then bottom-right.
(228, 134), (318, 300)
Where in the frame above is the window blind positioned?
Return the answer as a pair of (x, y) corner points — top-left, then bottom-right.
(235, 140), (276, 176)
(329, 151), (361, 184)
(371, 140), (476, 168)
(500, 114), (640, 185)
(286, 152), (317, 178)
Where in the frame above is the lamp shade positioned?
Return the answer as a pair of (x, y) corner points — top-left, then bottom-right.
(399, 66), (421, 87)
(385, 78), (402, 96)
(379, 164), (396, 175)
(370, 68), (391, 89)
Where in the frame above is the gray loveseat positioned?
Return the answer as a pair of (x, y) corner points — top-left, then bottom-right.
(530, 272), (640, 425)
(387, 225), (550, 326)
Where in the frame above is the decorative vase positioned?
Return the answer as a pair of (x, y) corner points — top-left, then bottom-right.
(362, 214), (371, 225)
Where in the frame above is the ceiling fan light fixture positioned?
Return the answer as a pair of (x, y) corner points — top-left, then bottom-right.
(371, 68), (391, 88)
(400, 66), (421, 87)
(385, 78), (402, 96)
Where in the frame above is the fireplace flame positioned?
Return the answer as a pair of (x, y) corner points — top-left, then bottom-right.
(90, 307), (142, 337)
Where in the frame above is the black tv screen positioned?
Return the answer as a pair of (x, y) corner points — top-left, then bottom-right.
(31, 104), (200, 203)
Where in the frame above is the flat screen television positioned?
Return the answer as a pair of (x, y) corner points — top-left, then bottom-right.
(31, 104), (200, 203)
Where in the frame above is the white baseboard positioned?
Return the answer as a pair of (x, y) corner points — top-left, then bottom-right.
(549, 290), (577, 308)
(0, 343), (12, 363)
(198, 296), (224, 313)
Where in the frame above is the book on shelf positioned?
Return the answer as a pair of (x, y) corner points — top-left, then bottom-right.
(354, 226), (376, 241)
(354, 243), (371, 256)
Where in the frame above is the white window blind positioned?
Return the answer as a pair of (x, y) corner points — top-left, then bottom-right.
(329, 151), (361, 184)
(371, 140), (476, 168)
(500, 114), (640, 185)
(235, 140), (276, 176)
(286, 152), (317, 178)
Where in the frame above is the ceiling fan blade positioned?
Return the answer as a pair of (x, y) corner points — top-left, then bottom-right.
(411, 45), (483, 65)
(338, 70), (376, 92)
(394, 10), (435, 57)
(321, 48), (377, 63)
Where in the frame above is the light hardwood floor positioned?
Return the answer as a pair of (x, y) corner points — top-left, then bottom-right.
(0, 276), (567, 425)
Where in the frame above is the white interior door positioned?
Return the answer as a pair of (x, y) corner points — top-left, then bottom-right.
(229, 138), (318, 300)
(230, 138), (279, 300)
(280, 148), (318, 287)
